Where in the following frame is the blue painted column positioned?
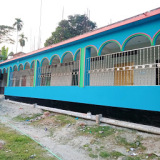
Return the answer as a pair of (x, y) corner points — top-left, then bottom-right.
(84, 47), (91, 86)
(7, 67), (12, 87)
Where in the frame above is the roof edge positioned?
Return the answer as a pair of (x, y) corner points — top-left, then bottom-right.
(1, 7), (160, 66)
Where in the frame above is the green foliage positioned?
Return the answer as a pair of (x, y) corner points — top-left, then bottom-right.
(1, 46), (9, 60)
(44, 14), (97, 46)
(0, 25), (14, 44)
(19, 33), (27, 50)
(8, 51), (14, 56)
(115, 136), (146, 150)
(109, 151), (124, 158)
(13, 18), (23, 31)
(83, 144), (89, 148)
(99, 151), (110, 158)
(99, 151), (123, 159)
(122, 156), (141, 160)
(13, 18), (23, 53)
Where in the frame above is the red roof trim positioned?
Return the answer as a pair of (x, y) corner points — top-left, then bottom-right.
(1, 7), (160, 65)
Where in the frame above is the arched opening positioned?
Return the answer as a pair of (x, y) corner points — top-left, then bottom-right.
(40, 58), (50, 86)
(100, 41), (121, 55)
(18, 64), (23, 71)
(23, 62), (34, 87)
(30, 61), (35, 86)
(13, 65), (18, 71)
(10, 63), (34, 87)
(72, 50), (81, 86)
(49, 55), (61, 86)
(41, 58), (49, 67)
(3, 68), (7, 73)
(123, 34), (151, 51)
(11, 65), (18, 87)
(0, 68), (8, 94)
(31, 61), (35, 69)
(17, 64), (25, 86)
(88, 47), (97, 58)
(24, 62), (30, 70)
(61, 52), (73, 63)
(50, 55), (60, 65)
(74, 49), (80, 61)
(155, 34), (160, 45)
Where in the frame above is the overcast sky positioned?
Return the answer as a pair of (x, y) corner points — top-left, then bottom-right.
(0, 0), (160, 54)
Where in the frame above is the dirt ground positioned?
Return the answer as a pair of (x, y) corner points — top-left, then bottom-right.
(0, 97), (160, 160)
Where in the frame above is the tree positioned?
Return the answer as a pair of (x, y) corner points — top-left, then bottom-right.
(44, 14), (97, 47)
(1, 46), (9, 60)
(13, 18), (23, 53)
(0, 25), (14, 44)
(19, 33), (27, 51)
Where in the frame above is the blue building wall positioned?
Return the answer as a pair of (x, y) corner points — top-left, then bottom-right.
(5, 86), (160, 112)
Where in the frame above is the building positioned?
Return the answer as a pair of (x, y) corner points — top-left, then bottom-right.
(0, 8), (160, 126)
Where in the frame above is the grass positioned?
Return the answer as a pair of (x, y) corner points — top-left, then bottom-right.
(110, 151), (124, 158)
(0, 123), (56, 160)
(99, 151), (110, 158)
(122, 157), (141, 160)
(54, 114), (76, 126)
(30, 114), (76, 128)
(13, 113), (42, 121)
(115, 136), (146, 150)
(89, 153), (98, 158)
(79, 125), (115, 138)
(99, 151), (123, 159)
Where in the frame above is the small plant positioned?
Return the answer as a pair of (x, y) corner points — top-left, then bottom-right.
(87, 147), (92, 152)
(55, 114), (75, 126)
(83, 144), (89, 148)
(89, 153), (98, 158)
(122, 156), (141, 160)
(110, 151), (124, 158)
(99, 151), (123, 159)
(99, 151), (110, 158)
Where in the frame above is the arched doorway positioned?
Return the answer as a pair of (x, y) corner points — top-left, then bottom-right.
(40, 58), (50, 86)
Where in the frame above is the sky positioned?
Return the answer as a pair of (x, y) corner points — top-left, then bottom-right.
(0, 0), (160, 54)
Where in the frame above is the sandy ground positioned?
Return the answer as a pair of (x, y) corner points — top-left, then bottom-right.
(0, 97), (160, 160)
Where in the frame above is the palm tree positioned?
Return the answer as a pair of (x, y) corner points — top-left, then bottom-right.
(13, 18), (23, 53)
(19, 33), (27, 51)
